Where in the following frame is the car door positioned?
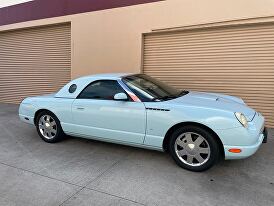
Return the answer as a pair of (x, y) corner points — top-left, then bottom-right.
(71, 80), (146, 144)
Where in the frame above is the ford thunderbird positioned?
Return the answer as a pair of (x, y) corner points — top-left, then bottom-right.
(19, 73), (268, 171)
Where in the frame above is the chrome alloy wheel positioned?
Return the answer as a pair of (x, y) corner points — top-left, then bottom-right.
(38, 115), (57, 140)
(174, 132), (210, 167)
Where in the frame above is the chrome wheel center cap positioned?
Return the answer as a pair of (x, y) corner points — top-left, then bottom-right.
(188, 144), (195, 150)
(45, 123), (50, 128)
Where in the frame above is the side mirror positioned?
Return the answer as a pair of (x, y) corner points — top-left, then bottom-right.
(114, 93), (128, 101)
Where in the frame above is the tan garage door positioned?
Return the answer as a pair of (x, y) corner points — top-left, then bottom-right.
(143, 23), (274, 128)
(0, 23), (71, 104)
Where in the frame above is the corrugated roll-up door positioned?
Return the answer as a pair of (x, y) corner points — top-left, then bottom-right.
(0, 23), (71, 104)
(143, 23), (274, 128)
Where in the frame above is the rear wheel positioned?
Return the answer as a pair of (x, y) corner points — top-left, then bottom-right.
(36, 111), (65, 143)
(168, 126), (220, 172)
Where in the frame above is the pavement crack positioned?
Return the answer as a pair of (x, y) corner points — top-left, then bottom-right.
(0, 161), (81, 188)
(85, 187), (147, 206)
(87, 157), (124, 185)
(56, 153), (147, 206)
(58, 186), (86, 206)
(0, 160), (146, 206)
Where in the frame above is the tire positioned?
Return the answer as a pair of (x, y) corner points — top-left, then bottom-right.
(168, 126), (220, 172)
(35, 111), (65, 143)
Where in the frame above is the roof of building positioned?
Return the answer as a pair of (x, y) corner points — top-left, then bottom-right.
(0, 0), (162, 26)
(73, 73), (134, 81)
(84, 73), (133, 79)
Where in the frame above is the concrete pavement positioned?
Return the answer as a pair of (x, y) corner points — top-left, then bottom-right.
(0, 103), (273, 206)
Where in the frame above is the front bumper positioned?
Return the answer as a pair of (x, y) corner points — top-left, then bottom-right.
(216, 112), (267, 160)
(263, 128), (268, 143)
(224, 127), (267, 159)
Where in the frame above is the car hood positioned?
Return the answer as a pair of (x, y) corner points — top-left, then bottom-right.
(169, 91), (256, 121)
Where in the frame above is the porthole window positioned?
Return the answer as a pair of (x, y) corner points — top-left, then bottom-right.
(69, 84), (77, 93)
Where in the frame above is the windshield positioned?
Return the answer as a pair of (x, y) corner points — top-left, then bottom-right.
(122, 74), (188, 102)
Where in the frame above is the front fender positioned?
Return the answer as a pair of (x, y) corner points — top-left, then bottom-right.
(143, 102), (240, 148)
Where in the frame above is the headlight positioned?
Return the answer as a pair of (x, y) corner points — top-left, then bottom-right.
(235, 112), (248, 128)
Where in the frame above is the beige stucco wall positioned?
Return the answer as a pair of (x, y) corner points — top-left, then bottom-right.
(1, 0), (274, 78)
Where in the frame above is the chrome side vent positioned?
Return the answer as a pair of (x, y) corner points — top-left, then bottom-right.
(146, 108), (170, 112)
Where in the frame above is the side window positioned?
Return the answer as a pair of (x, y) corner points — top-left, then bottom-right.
(78, 80), (128, 100)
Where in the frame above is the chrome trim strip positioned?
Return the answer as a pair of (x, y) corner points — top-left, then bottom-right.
(250, 112), (257, 122)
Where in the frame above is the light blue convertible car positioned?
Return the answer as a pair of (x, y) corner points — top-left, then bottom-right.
(19, 73), (268, 171)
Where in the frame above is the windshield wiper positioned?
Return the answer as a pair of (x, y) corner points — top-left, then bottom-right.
(152, 95), (177, 102)
(178, 90), (189, 97)
(151, 91), (189, 102)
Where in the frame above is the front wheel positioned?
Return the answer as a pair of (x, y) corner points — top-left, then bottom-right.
(168, 126), (220, 172)
(36, 111), (65, 143)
